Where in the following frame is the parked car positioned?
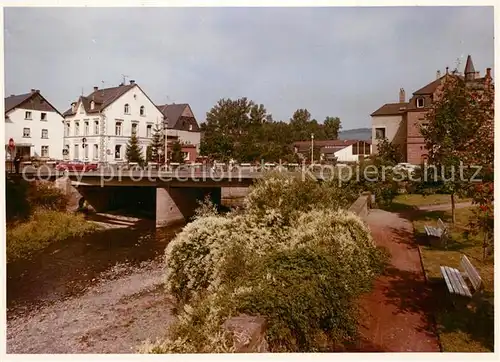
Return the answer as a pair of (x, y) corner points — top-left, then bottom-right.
(55, 161), (98, 172)
(393, 162), (420, 172)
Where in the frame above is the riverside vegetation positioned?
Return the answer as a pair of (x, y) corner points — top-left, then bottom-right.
(141, 172), (388, 352)
(6, 177), (98, 262)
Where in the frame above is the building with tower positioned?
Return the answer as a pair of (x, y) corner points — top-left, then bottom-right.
(371, 55), (493, 164)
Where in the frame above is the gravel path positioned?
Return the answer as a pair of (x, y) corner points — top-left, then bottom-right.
(355, 209), (441, 352)
(7, 258), (175, 353)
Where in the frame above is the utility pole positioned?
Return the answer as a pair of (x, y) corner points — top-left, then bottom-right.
(311, 133), (314, 164)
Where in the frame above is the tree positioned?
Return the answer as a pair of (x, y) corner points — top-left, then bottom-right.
(421, 74), (493, 224)
(171, 141), (184, 164)
(126, 134), (145, 166)
(323, 116), (342, 139)
(375, 137), (403, 166)
(147, 123), (165, 164)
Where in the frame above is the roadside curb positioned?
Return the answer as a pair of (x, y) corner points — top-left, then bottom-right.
(414, 224), (444, 353)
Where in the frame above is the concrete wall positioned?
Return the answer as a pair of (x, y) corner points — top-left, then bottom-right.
(348, 192), (371, 220)
(5, 105), (64, 160)
(223, 315), (268, 352)
(156, 186), (221, 227)
(371, 114), (405, 155)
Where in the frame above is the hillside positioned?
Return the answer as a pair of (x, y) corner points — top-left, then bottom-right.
(338, 128), (371, 141)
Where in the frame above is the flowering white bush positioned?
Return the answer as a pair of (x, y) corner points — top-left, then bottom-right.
(157, 173), (387, 352)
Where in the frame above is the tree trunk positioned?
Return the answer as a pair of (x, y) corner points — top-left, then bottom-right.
(451, 193), (456, 224)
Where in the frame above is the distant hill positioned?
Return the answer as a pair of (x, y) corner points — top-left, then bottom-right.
(338, 128), (371, 141)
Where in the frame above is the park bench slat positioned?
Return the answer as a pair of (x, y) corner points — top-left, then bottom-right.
(460, 255), (482, 291)
(440, 255), (480, 300)
(449, 267), (471, 297)
(440, 266), (454, 294)
(443, 267), (463, 295)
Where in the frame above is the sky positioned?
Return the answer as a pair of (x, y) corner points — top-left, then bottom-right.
(3, 6), (494, 130)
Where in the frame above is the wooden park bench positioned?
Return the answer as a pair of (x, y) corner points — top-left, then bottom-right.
(424, 218), (449, 247)
(440, 255), (483, 303)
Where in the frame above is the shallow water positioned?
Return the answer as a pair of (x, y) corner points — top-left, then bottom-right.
(7, 219), (183, 353)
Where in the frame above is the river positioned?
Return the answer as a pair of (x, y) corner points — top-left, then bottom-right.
(6, 216), (183, 353)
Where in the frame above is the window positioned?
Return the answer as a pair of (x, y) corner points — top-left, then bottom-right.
(189, 124), (193, 131)
(140, 106), (145, 116)
(115, 145), (122, 159)
(75, 121), (80, 136)
(90, 101), (95, 110)
(146, 124), (152, 138)
(23, 128), (31, 138)
(84, 121), (89, 136)
(74, 144), (79, 159)
(416, 97), (425, 108)
(182, 152), (189, 161)
(94, 121), (99, 135)
(63, 145), (70, 159)
(41, 112), (47, 121)
(65, 122), (70, 137)
(84, 144), (89, 159)
(131, 123), (138, 136)
(41, 146), (49, 157)
(25, 111), (32, 120)
(124, 104), (130, 114)
(93, 144), (99, 160)
(115, 122), (122, 136)
(41, 129), (48, 139)
(375, 128), (386, 140)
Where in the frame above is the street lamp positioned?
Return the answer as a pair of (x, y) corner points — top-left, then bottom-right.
(164, 122), (169, 167)
(311, 133), (314, 165)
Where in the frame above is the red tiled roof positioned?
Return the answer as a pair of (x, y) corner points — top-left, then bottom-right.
(5, 92), (33, 113)
(5, 90), (63, 117)
(157, 103), (200, 132)
(371, 102), (408, 116)
(293, 139), (371, 153)
(157, 103), (189, 128)
(63, 84), (136, 116)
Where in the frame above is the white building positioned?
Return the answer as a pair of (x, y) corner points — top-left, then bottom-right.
(63, 81), (202, 163)
(4, 89), (64, 160)
(293, 139), (372, 163)
(63, 81), (165, 163)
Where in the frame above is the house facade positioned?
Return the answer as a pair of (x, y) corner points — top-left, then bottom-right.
(293, 139), (371, 163)
(158, 103), (201, 162)
(371, 55), (493, 165)
(62, 81), (201, 163)
(5, 89), (64, 160)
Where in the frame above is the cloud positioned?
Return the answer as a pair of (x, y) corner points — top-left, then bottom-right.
(4, 6), (494, 128)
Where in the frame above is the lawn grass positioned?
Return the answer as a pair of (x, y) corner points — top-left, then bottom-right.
(411, 206), (494, 352)
(6, 208), (99, 263)
(393, 193), (470, 208)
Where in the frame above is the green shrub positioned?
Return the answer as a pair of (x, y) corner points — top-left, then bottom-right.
(244, 172), (359, 224)
(159, 204), (387, 352)
(6, 178), (68, 222)
(6, 209), (98, 262)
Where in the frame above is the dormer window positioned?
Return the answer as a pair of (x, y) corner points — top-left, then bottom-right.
(71, 102), (76, 113)
(416, 97), (425, 108)
(90, 101), (95, 110)
(124, 103), (130, 114)
(140, 106), (145, 116)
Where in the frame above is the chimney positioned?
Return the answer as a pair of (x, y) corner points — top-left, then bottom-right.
(31, 88), (36, 93)
(129, 80), (135, 85)
(93, 86), (98, 92)
(436, 70), (441, 79)
(486, 68), (491, 78)
(399, 88), (405, 103)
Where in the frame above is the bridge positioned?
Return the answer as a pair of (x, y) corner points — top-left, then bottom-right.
(16, 167), (338, 227)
